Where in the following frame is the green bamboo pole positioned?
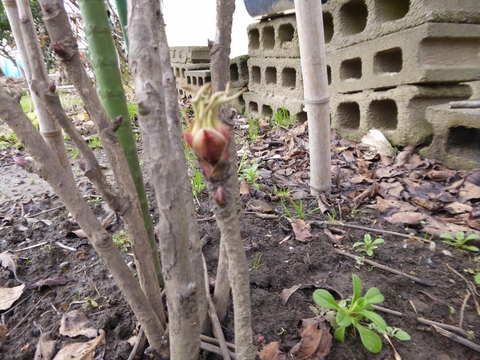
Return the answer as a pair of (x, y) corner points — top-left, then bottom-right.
(77, 0), (162, 287)
(113, 0), (129, 51)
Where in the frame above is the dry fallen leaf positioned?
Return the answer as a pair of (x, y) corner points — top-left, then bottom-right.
(53, 329), (105, 360)
(289, 317), (332, 359)
(280, 284), (303, 305)
(34, 331), (57, 360)
(0, 251), (23, 283)
(0, 284), (25, 311)
(259, 341), (287, 360)
(384, 212), (428, 225)
(60, 310), (99, 338)
(289, 219), (317, 242)
(0, 324), (8, 341)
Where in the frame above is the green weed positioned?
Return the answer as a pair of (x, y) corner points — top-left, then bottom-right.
(353, 234), (385, 257)
(112, 229), (130, 252)
(314, 274), (393, 353)
(282, 199), (319, 219)
(251, 252), (263, 270)
(270, 106), (295, 129)
(440, 232), (480, 253)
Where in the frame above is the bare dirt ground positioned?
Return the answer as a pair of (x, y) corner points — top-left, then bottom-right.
(0, 94), (479, 359)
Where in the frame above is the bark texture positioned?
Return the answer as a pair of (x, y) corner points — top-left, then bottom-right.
(127, 0), (200, 358)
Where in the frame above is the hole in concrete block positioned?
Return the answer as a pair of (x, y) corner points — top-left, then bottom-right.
(337, 102), (360, 129)
(252, 66), (261, 84)
(206, 76), (211, 83)
(240, 60), (249, 79)
(374, 48), (403, 74)
(279, 23), (295, 46)
(282, 68), (296, 88)
(447, 126), (480, 161)
(339, 0), (368, 35)
(198, 78), (204, 86)
(192, 77), (197, 86)
(179, 89), (184, 96)
(249, 28), (260, 50)
(249, 101), (258, 113)
(263, 26), (275, 49)
(238, 94), (245, 107)
(187, 76), (192, 85)
(296, 111), (308, 122)
(340, 58), (362, 80)
(266, 67), (277, 84)
(230, 63), (239, 81)
(327, 65), (332, 85)
(171, 50), (176, 60)
(181, 68), (186, 78)
(262, 105), (273, 117)
(369, 99), (398, 130)
(174, 68), (180, 78)
(323, 11), (334, 43)
(376, 0), (410, 22)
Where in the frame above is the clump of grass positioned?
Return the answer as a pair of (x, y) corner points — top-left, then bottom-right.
(270, 106), (296, 129)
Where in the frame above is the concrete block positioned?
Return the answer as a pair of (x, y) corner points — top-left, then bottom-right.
(246, 0), (480, 57)
(248, 57), (306, 98)
(329, 23), (480, 93)
(323, 0), (480, 50)
(331, 84), (473, 147)
(247, 15), (300, 58)
(184, 69), (211, 87)
(172, 62), (210, 82)
(170, 46), (210, 64)
(230, 55), (250, 89)
(420, 104), (480, 170)
(243, 91), (307, 122)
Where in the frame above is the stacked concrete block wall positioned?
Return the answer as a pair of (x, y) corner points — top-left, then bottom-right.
(170, 46), (211, 97)
(244, 0), (480, 159)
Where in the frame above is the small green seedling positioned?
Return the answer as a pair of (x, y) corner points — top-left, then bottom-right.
(369, 324), (410, 341)
(440, 232), (480, 253)
(251, 252), (263, 270)
(273, 185), (291, 199)
(239, 161), (261, 188)
(353, 234), (385, 256)
(247, 116), (260, 143)
(313, 274), (387, 353)
(87, 135), (102, 149)
(282, 199), (319, 219)
(112, 230), (130, 252)
(190, 167), (206, 206)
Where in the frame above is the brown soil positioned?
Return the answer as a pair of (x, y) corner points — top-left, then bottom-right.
(0, 108), (479, 360)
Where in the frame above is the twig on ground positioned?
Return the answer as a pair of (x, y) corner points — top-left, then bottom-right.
(200, 334), (235, 351)
(206, 296), (231, 360)
(417, 317), (469, 338)
(28, 205), (65, 218)
(200, 341), (236, 359)
(459, 291), (471, 329)
(313, 221), (432, 244)
(55, 242), (77, 252)
(15, 242), (48, 252)
(127, 327), (147, 360)
(371, 305), (404, 317)
(383, 333), (401, 360)
(446, 264), (480, 315)
(432, 325), (480, 352)
(334, 248), (435, 286)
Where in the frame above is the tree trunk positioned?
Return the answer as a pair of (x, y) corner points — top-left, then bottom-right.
(127, 0), (200, 358)
(155, 6), (209, 334)
(3, 0), (73, 182)
(208, 2), (255, 357)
